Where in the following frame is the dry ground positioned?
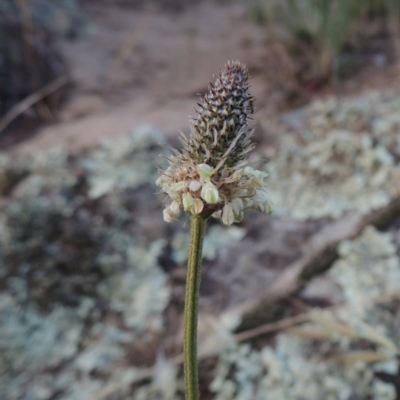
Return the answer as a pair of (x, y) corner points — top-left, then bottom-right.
(3, 0), (400, 154)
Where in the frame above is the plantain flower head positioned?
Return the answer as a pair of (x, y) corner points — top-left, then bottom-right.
(156, 61), (272, 225)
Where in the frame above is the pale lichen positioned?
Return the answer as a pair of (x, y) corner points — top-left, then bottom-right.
(262, 87), (400, 220)
(0, 125), (172, 400)
(1, 83), (400, 399)
(209, 226), (400, 400)
(305, 89), (400, 151)
(171, 225), (246, 265)
(266, 128), (400, 220)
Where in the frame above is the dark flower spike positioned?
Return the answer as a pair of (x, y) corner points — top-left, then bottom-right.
(157, 61), (272, 225)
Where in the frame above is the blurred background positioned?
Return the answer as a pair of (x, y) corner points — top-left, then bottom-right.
(1, 1), (400, 399)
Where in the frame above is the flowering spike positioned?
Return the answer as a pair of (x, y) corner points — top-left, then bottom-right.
(156, 61), (272, 224)
(188, 61), (254, 168)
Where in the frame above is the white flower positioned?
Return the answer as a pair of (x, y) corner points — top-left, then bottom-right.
(244, 167), (268, 188)
(197, 164), (214, 180)
(232, 169), (245, 179)
(222, 204), (235, 226)
(182, 192), (194, 212)
(155, 176), (165, 187)
(201, 182), (220, 204)
(170, 200), (180, 214)
(189, 180), (202, 192)
(192, 198), (204, 215)
(172, 181), (185, 191)
(264, 200), (273, 214)
(231, 198), (244, 216)
(212, 210), (222, 219)
(163, 203), (180, 222)
(165, 185), (179, 201)
(251, 190), (272, 213)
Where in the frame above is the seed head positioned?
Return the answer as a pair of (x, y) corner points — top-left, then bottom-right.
(157, 61), (272, 225)
(186, 61), (255, 168)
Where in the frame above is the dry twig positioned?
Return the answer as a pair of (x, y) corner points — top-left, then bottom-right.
(234, 196), (400, 331)
(0, 76), (68, 135)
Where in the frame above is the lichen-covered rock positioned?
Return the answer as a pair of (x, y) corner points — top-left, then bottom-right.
(267, 130), (400, 219)
(209, 227), (400, 400)
(2, 83), (400, 399)
(305, 89), (400, 149)
(85, 125), (166, 199)
(0, 126), (172, 400)
(210, 344), (263, 400)
(265, 87), (400, 220)
(171, 225), (246, 265)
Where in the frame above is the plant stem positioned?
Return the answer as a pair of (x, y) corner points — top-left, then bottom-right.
(184, 215), (207, 400)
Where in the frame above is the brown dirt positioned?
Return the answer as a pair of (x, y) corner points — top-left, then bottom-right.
(7, 1), (269, 154)
(4, 0), (400, 155)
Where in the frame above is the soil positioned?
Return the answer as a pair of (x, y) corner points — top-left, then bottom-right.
(2, 0), (400, 155)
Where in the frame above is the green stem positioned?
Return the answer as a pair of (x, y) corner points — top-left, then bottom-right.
(184, 215), (207, 400)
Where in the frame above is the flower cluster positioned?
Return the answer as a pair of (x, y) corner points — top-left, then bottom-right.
(156, 61), (272, 225)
